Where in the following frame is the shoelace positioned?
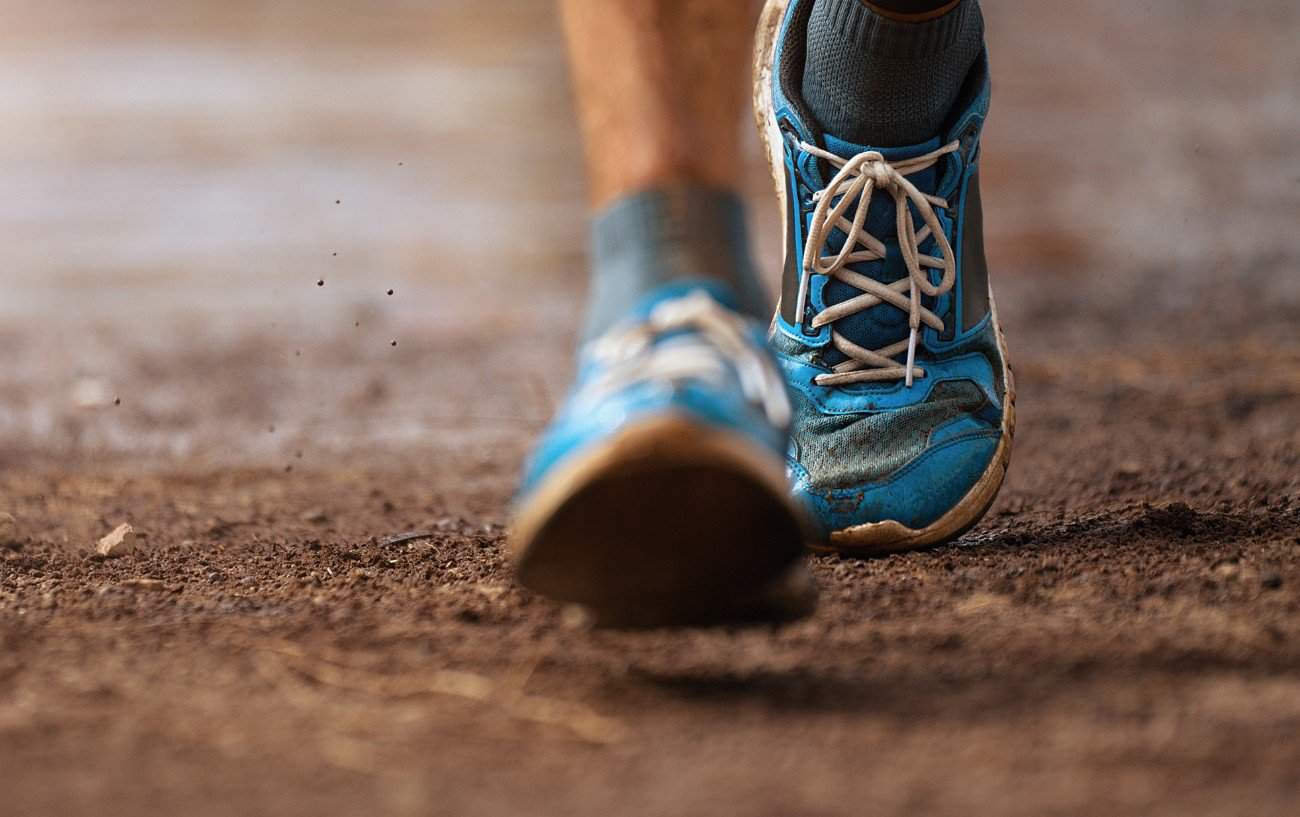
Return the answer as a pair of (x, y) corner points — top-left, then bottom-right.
(583, 291), (791, 428)
(797, 140), (961, 387)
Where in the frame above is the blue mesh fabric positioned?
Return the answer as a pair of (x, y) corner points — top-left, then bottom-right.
(789, 378), (988, 490)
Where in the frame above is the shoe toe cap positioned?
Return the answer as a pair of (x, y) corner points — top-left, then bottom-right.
(791, 429), (1002, 535)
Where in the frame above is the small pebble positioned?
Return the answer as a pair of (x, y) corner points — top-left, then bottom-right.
(387, 289), (394, 296)
(560, 605), (593, 630)
(300, 508), (329, 524)
(390, 340), (398, 347)
(119, 578), (166, 591)
(316, 279), (325, 287)
(96, 523), (137, 558)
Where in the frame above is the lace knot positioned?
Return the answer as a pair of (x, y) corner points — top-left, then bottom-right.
(852, 152), (895, 189)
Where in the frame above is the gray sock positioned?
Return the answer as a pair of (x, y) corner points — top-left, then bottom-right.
(801, 0), (984, 147)
(583, 186), (769, 341)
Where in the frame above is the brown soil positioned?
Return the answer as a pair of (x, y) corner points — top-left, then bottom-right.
(3, 1), (1299, 815)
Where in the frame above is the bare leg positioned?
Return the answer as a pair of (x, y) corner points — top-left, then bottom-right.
(558, 0), (769, 340)
(559, 0), (759, 209)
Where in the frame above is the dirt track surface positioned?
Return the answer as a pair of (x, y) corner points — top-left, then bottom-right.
(2, 1), (1300, 815)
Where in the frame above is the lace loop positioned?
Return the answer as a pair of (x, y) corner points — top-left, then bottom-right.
(796, 140), (961, 387)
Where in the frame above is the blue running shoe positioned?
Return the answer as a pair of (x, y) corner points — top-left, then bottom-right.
(512, 282), (814, 626)
(753, 0), (1015, 554)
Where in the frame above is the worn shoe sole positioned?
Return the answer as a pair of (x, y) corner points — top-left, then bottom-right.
(752, 0), (1016, 556)
(511, 415), (814, 627)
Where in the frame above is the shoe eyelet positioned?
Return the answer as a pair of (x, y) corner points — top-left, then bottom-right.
(959, 123), (980, 162)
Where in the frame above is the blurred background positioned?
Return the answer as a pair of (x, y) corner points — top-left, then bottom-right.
(3, 0), (1297, 468)
(3, 3), (1300, 816)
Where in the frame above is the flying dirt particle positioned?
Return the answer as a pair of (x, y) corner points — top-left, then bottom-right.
(295, 350), (301, 357)
(317, 279), (325, 287)
(0, 513), (19, 549)
(113, 397), (121, 406)
(96, 523), (137, 558)
(332, 252), (337, 257)
(295, 450), (303, 459)
(391, 340), (398, 347)
(398, 162), (404, 166)
(268, 424), (276, 433)
(354, 321), (360, 328)
(387, 289), (394, 296)
(335, 199), (341, 205)
(284, 464), (293, 473)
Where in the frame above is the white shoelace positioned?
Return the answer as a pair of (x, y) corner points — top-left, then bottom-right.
(797, 140), (961, 387)
(583, 291), (791, 429)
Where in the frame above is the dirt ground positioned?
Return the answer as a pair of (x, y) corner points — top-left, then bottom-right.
(2, 1), (1299, 815)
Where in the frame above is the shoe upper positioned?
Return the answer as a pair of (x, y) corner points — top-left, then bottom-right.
(768, 0), (1009, 535)
(517, 281), (792, 502)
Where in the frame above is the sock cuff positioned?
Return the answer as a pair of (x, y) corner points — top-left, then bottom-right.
(591, 185), (747, 265)
(584, 186), (768, 340)
(819, 0), (981, 61)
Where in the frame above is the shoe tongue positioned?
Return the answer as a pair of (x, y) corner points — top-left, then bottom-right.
(823, 132), (943, 164)
(814, 132), (945, 366)
(819, 132), (945, 229)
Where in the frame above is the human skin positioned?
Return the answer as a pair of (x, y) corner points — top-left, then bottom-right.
(558, 0), (761, 209)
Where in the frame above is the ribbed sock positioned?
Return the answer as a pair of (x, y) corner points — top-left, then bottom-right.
(583, 186), (768, 341)
(801, 0), (984, 147)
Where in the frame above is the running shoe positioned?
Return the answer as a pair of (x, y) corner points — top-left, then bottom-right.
(512, 282), (814, 626)
(752, 0), (1015, 554)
